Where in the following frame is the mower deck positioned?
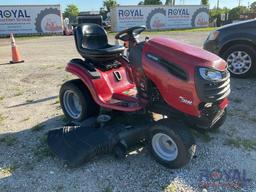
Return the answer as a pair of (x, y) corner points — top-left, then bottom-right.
(47, 114), (153, 166)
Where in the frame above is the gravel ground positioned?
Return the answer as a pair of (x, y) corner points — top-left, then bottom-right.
(0, 31), (256, 192)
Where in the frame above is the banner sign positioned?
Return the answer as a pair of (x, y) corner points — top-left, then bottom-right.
(111, 5), (209, 32)
(0, 5), (63, 35)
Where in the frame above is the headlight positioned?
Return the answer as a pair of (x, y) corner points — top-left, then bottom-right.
(199, 68), (223, 81)
(207, 31), (219, 41)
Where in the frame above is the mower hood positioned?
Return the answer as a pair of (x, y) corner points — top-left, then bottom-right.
(144, 37), (227, 71)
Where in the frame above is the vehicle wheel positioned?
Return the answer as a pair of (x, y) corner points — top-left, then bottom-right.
(223, 44), (256, 78)
(149, 119), (196, 169)
(60, 79), (99, 122)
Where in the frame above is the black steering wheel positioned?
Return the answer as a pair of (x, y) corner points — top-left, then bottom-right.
(115, 26), (146, 42)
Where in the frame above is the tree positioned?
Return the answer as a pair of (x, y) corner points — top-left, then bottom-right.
(209, 7), (229, 24)
(250, 1), (256, 12)
(165, 0), (172, 5)
(201, 0), (209, 6)
(138, 1), (144, 5)
(143, 0), (162, 5)
(165, 0), (176, 5)
(63, 4), (79, 23)
(100, 7), (108, 19)
(103, 0), (117, 12)
(228, 6), (249, 20)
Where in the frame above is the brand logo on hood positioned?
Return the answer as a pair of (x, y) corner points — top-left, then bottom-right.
(179, 96), (192, 105)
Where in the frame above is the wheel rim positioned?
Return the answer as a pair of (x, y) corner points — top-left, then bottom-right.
(63, 90), (82, 119)
(227, 51), (252, 75)
(152, 133), (178, 161)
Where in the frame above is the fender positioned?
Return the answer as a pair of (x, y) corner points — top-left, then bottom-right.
(66, 62), (98, 102)
(219, 33), (256, 55)
(66, 62), (143, 112)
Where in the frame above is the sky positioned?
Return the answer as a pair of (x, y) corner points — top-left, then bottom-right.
(1, 0), (255, 11)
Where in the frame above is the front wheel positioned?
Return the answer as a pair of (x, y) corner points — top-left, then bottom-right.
(149, 119), (196, 169)
(223, 44), (256, 78)
(59, 79), (99, 122)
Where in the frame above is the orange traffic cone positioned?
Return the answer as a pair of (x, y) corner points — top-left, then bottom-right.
(10, 33), (24, 64)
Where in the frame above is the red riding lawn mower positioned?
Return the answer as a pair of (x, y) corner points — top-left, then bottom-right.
(47, 24), (230, 168)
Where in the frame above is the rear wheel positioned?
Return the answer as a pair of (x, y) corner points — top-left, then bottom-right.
(223, 44), (256, 78)
(60, 79), (99, 122)
(149, 119), (196, 169)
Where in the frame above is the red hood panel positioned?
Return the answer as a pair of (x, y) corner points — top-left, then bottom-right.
(146, 37), (227, 71)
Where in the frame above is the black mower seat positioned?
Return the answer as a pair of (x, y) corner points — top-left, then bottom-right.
(74, 24), (125, 62)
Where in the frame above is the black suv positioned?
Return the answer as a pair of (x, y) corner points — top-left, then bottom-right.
(204, 19), (256, 78)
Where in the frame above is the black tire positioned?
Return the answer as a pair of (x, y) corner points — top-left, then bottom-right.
(59, 79), (99, 122)
(149, 119), (196, 169)
(222, 44), (256, 78)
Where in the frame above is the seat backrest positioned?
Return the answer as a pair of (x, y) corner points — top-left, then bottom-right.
(74, 24), (108, 50)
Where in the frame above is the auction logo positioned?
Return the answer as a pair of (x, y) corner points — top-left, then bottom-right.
(118, 9), (143, 18)
(35, 8), (62, 33)
(191, 7), (209, 27)
(0, 9), (30, 18)
(199, 169), (252, 189)
(146, 8), (166, 30)
(167, 8), (189, 16)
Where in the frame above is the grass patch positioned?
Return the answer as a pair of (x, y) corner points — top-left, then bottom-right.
(0, 135), (17, 146)
(23, 162), (34, 171)
(61, 115), (70, 124)
(33, 134), (53, 159)
(0, 113), (5, 123)
(103, 185), (113, 192)
(63, 74), (72, 82)
(14, 91), (23, 96)
(31, 123), (45, 132)
(53, 98), (60, 104)
(0, 96), (4, 101)
(163, 183), (177, 192)
(249, 116), (256, 123)
(34, 146), (52, 159)
(0, 165), (17, 175)
(40, 64), (54, 69)
(224, 137), (256, 151)
(191, 129), (213, 143)
(232, 97), (242, 104)
(15, 36), (43, 40)
(55, 185), (64, 192)
(12, 87), (24, 97)
(229, 109), (256, 123)
(146, 27), (216, 34)
(229, 108), (248, 118)
(109, 27), (216, 35)
(26, 99), (34, 103)
(21, 117), (30, 122)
